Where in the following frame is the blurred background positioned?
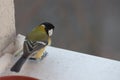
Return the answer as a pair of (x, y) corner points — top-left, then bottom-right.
(14, 0), (120, 61)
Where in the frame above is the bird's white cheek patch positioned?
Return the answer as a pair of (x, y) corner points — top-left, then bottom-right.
(49, 29), (53, 36)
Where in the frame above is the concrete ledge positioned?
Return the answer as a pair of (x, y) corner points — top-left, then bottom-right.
(1, 46), (120, 80)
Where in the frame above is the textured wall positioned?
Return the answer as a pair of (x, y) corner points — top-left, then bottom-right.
(0, 0), (16, 55)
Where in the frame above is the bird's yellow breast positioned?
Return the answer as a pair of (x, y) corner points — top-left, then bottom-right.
(34, 47), (46, 59)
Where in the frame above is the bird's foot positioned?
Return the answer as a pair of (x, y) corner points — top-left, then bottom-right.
(40, 51), (48, 60)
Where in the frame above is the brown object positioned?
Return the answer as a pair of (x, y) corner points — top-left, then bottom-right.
(0, 75), (38, 80)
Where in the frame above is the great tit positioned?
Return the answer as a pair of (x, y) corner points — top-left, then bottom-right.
(10, 22), (55, 72)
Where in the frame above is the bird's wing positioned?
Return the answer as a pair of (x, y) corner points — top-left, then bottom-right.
(23, 40), (47, 57)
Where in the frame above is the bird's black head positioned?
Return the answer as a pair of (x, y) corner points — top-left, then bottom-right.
(41, 22), (55, 36)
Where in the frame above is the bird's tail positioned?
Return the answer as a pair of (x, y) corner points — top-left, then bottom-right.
(10, 56), (27, 72)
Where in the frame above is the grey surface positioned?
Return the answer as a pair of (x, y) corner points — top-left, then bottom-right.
(2, 46), (120, 80)
(14, 0), (120, 60)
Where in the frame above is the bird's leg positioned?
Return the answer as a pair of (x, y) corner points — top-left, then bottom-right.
(40, 51), (48, 60)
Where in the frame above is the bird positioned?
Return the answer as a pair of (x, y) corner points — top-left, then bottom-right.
(10, 22), (55, 72)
